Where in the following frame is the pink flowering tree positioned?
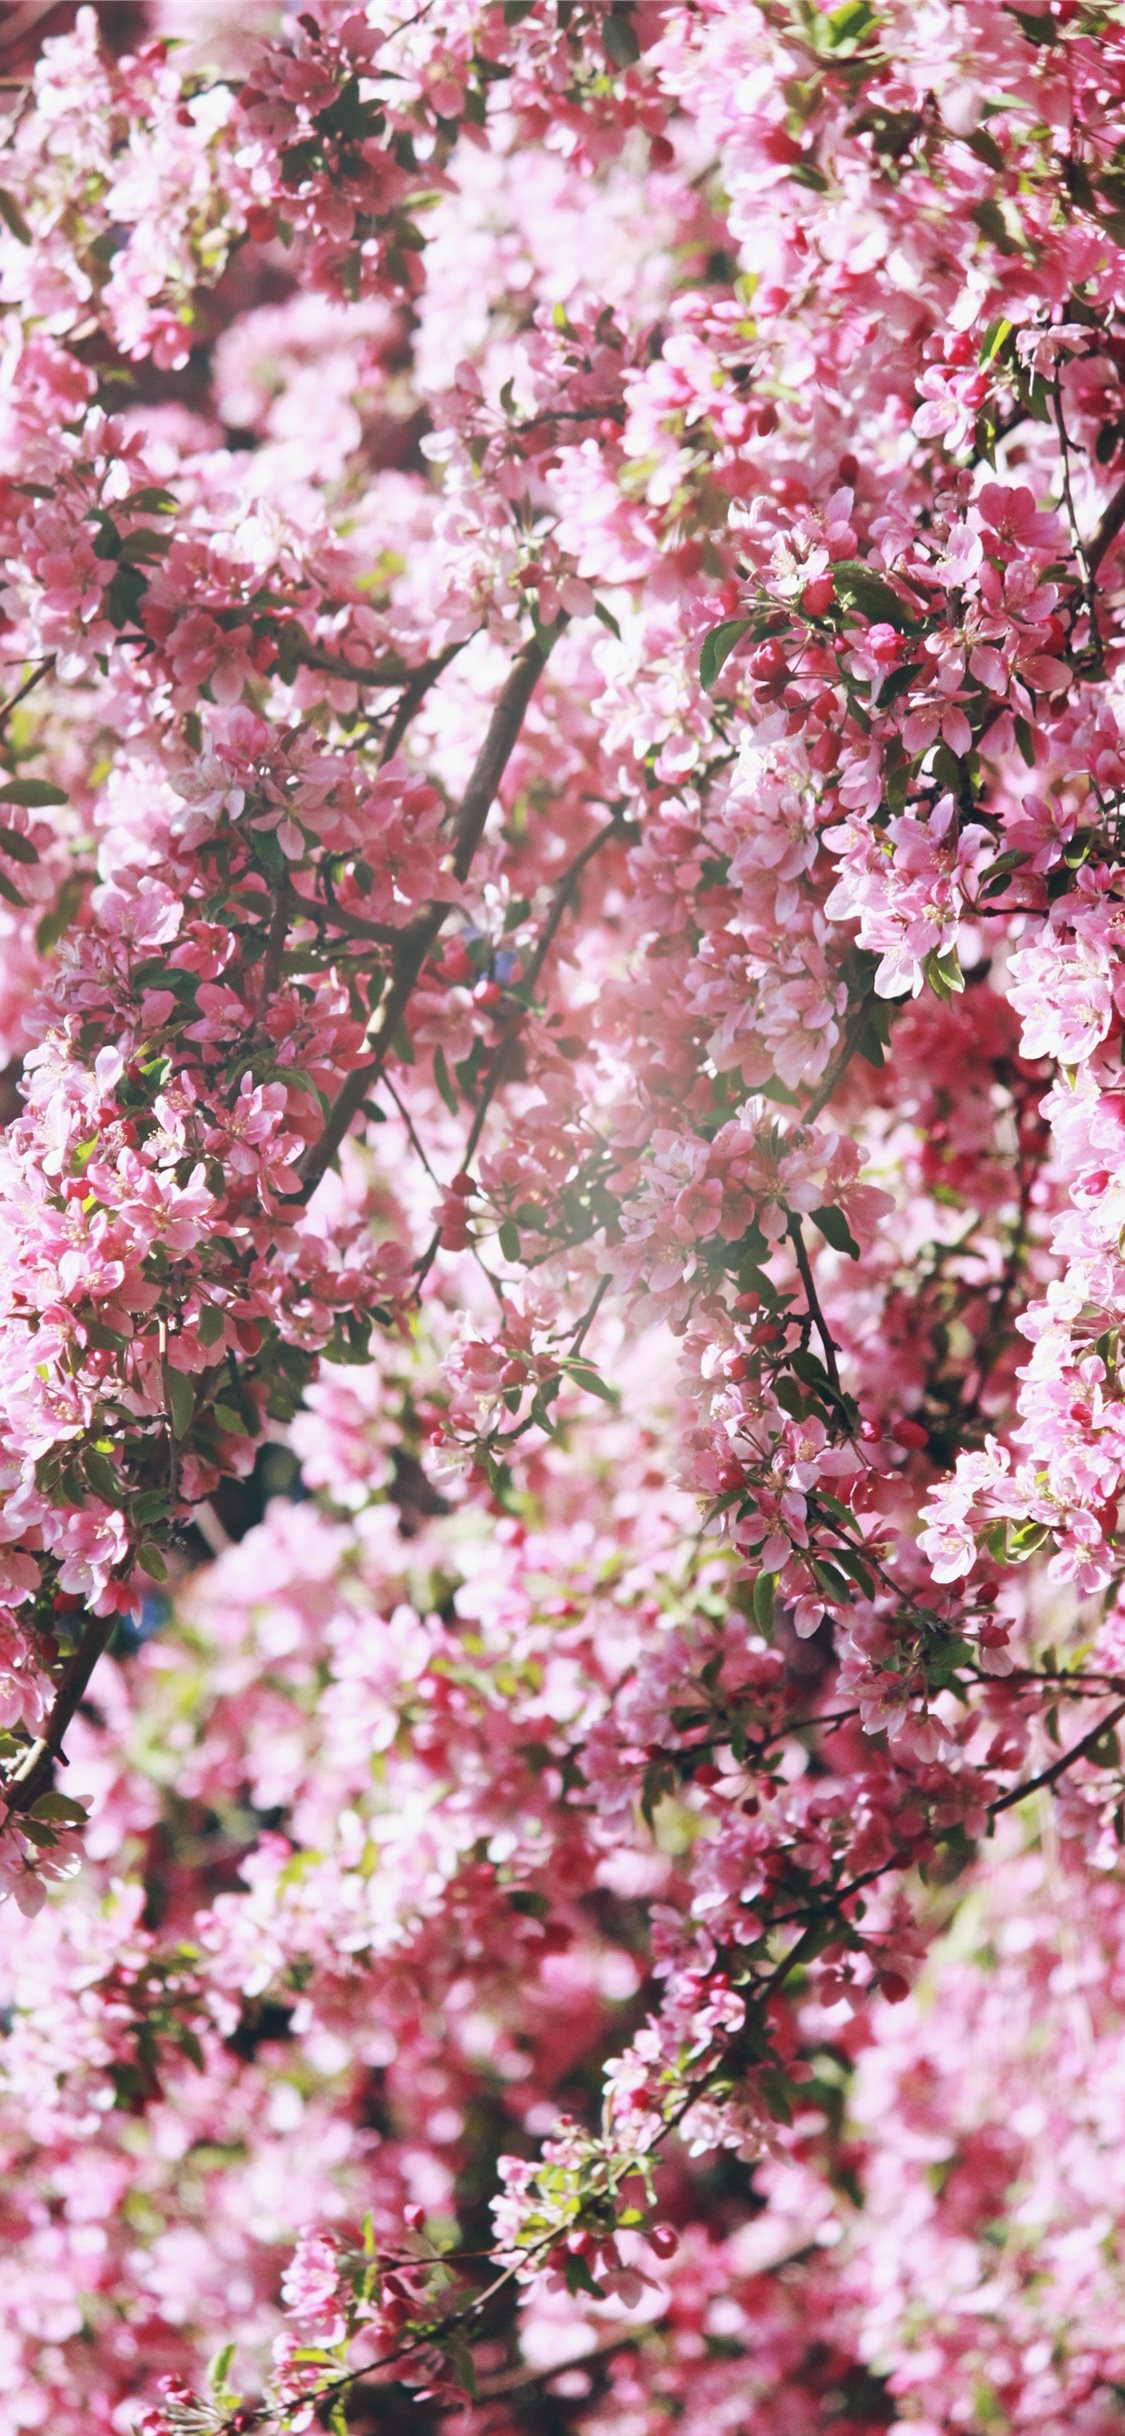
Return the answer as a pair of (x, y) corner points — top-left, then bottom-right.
(6, 0), (1125, 2428)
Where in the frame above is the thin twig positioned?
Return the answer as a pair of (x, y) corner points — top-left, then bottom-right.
(1, 1613), (116, 1815)
(0, 653), (54, 734)
(786, 1212), (840, 1390)
(989, 1694), (1125, 1816)
(413, 813), (625, 1287)
(378, 635), (470, 767)
(1087, 471), (1125, 579)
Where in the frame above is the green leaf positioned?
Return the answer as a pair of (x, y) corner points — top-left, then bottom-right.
(37, 876), (85, 955)
(830, 1541), (876, 1599)
(922, 944), (965, 1001)
(165, 1369), (195, 1439)
(497, 1219), (521, 1263)
(812, 1556), (853, 1599)
(826, 0), (877, 46)
(198, 1302), (225, 1347)
(0, 870), (27, 908)
(116, 527), (172, 565)
(753, 1571), (777, 1630)
(136, 1542), (169, 1583)
(132, 1488), (171, 1525)
(207, 2343), (239, 2401)
(563, 2249), (606, 2299)
(603, 8), (641, 67)
(566, 1359), (618, 1406)
(977, 846), (1030, 897)
(125, 486), (179, 516)
(594, 598), (622, 639)
(759, 2066), (794, 2125)
(30, 1791), (88, 1826)
(83, 1447), (120, 1504)
(0, 778), (67, 808)
(876, 659), (922, 707)
(212, 1402), (251, 1435)
(964, 128), (1006, 174)
(0, 826), (38, 863)
(1013, 7), (1057, 39)
(1008, 1519), (1050, 1560)
(0, 189), (31, 244)
(809, 1203), (861, 1259)
(700, 618), (751, 691)
(833, 561), (919, 630)
(433, 1043), (458, 1113)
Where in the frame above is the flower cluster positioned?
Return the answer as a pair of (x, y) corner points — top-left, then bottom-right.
(4, 3), (1125, 2433)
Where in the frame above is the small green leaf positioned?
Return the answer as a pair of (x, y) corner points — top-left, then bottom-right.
(125, 486), (179, 516)
(84, 1447), (120, 1504)
(30, 1791), (88, 1826)
(37, 876), (85, 955)
(0, 189), (32, 244)
(498, 1219), (521, 1263)
(563, 2250), (606, 2298)
(603, 8), (640, 67)
(977, 846), (1030, 897)
(833, 561), (919, 629)
(1013, 6), (1057, 39)
(922, 944), (965, 1001)
(208, 2343), (238, 2401)
(136, 1542), (169, 1583)
(826, 0), (877, 46)
(809, 1203), (861, 1260)
(433, 1043), (458, 1113)
(753, 1571), (777, 1630)
(700, 618), (751, 691)
(0, 826), (38, 863)
(830, 1541), (876, 1599)
(566, 1360), (618, 1406)
(165, 1369), (195, 1439)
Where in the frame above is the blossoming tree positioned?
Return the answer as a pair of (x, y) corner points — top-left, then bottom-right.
(3, 0), (1125, 2427)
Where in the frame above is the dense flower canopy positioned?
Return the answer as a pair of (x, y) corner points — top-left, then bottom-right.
(4, 0), (1125, 2428)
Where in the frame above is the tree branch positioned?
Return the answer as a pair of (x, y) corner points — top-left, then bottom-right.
(989, 1694), (1125, 1816)
(413, 811), (625, 1286)
(787, 1212), (841, 1390)
(1086, 473), (1125, 579)
(1, 1612), (115, 1815)
(298, 627), (556, 1200)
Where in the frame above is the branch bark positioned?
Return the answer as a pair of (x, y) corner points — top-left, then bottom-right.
(298, 626), (556, 1200)
(2, 1612), (115, 1814)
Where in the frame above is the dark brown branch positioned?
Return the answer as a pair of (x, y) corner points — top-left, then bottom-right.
(989, 1693), (1125, 1815)
(2, 1612), (115, 1814)
(254, 881), (291, 1020)
(378, 635), (470, 766)
(0, 653), (54, 734)
(1087, 473), (1125, 579)
(298, 627), (556, 1200)
(413, 811), (625, 1286)
(787, 1212), (841, 1391)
